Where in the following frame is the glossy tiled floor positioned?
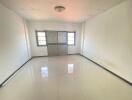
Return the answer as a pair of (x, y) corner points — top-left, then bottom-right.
(0, 55), (132, 100)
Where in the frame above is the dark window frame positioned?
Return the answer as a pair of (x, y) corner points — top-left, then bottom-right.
(36, 30), (47, 47)
(35, 30), (76, 46)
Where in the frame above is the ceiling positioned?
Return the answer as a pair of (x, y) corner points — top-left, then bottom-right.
(0, 0), (126, 23)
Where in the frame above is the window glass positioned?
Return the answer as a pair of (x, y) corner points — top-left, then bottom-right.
(36, 31), (46, 46)
(68, 32), (75, 45)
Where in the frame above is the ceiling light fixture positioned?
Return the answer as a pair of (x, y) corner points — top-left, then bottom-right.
(54, 6), (66, 12)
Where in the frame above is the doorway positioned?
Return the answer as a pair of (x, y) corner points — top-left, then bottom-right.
(46, 31), (68, 56)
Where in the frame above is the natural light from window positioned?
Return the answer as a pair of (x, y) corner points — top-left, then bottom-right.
(68, 32), (75, 45)
(36, 31), (46, 46)
(68, 64), (74, 74)
(41, 67), (48, 78)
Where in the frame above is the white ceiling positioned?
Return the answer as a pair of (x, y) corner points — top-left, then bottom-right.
(0, 0), (126, 23)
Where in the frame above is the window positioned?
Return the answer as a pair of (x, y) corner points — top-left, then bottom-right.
(36, 31), (46, 46)
(68, 32), (75, 45)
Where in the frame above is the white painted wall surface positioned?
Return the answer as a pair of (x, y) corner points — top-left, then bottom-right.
(27, 21), (82, 56)
(82, 0), (132, 82)
(0, 4), (31, 84)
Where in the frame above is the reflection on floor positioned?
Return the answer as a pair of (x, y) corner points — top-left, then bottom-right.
(0, 55), (132, 100)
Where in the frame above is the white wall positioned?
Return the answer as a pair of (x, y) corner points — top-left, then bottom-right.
(82, 0), (132, 83)
(27, 21), (82, 56)
(0, 4), (31, 84)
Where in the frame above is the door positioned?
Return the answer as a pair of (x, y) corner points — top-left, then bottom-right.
(46, 31), (68, 56)
(47, 31), (58, 56)
(58, 32), (68, 56)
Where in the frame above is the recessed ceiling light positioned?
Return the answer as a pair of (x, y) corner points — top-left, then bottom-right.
(54, 6), (66, 12)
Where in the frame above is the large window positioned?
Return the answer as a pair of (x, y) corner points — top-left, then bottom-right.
(68, 32), (75, 45)
(36, 31), (46, 46)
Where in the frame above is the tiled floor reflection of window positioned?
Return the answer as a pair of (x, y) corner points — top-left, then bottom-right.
(41, 67), (48, 77)
(68, 64), (74, 74)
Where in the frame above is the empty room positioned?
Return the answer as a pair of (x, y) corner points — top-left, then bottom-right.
(0, 0), (132, 100)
